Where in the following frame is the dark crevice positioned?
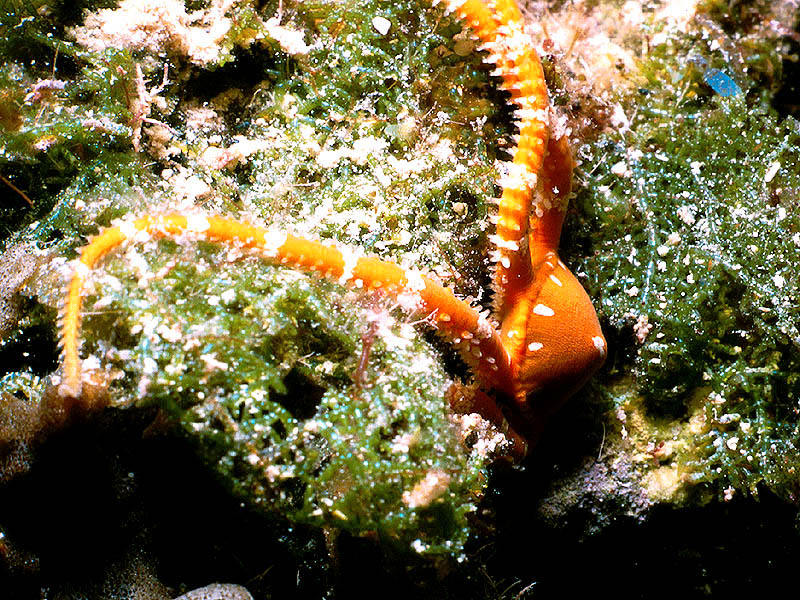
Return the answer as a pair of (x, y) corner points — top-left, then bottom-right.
(0, 322), (59, 378)
(270, 367), (326, 421)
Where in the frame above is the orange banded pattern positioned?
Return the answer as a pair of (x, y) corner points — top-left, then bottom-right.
(441, 0), (551, 299)
(57, 0), (606, 455)
(58, 214), (513, 399)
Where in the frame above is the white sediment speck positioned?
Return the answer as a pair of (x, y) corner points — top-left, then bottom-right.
(372, 16), (391, 35)
(142, 357), (158, 375)
(611, 161), (627, 176)
(677, 205), (696, 226)
(764, 161), (780, 183)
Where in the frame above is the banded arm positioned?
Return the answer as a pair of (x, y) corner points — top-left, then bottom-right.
(441, 0), (552, 309)
(58, 214), (514, 398)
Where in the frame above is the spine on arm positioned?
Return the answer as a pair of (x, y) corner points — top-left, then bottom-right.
(58, 214), (513, 398)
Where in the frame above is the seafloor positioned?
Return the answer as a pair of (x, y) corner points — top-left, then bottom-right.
(0, 0), (798, 598)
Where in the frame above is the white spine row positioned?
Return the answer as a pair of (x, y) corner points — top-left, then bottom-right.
(60, 214), (506, 372)
(442, 0), (552, 262)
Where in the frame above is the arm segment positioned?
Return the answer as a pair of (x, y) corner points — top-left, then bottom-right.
(59, 214), (514, 398)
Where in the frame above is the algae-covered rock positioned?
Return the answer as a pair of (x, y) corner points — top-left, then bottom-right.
(1, 0), (510, 559)
(1, 0), (800, 597)
(568, 0), (800, 507)
(77, 238), (488, 554)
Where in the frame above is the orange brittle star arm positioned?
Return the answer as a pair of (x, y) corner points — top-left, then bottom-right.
(57, 0), (606, 456)
(498, 136), (606, 438)
(58, 214), (514, 398)
(445, 0), (606, 420)
(441, 0), (550, 309)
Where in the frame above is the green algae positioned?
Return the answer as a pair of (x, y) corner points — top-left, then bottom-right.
(78, 238), (484, 553)
(570, 2), (800, 503)
(1, 0), (509, 557)
(230, 0), (506, 290)
(1, 0), (798, 575)
(0, 6), (143, 238)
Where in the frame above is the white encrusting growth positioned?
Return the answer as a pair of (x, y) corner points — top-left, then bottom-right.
(513, 107), (549, 121)
(489, 234), (521, 251)
(404, 268), (427, 293)
(73, 261), (91, 280)
(476, 313), (495, 339)
(592, 335), (607, 356)
(200, 352), (229, 372)
(337, 246), (363, 285)
(118, 219), (139, 241)
(497, 161), (539, 191)
(265, 17), (311, 56)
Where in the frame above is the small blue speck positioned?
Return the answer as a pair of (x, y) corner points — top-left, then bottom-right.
(704, 69), (741, 97)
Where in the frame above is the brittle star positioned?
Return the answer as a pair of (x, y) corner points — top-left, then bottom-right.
(57, 0), (606, 458)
